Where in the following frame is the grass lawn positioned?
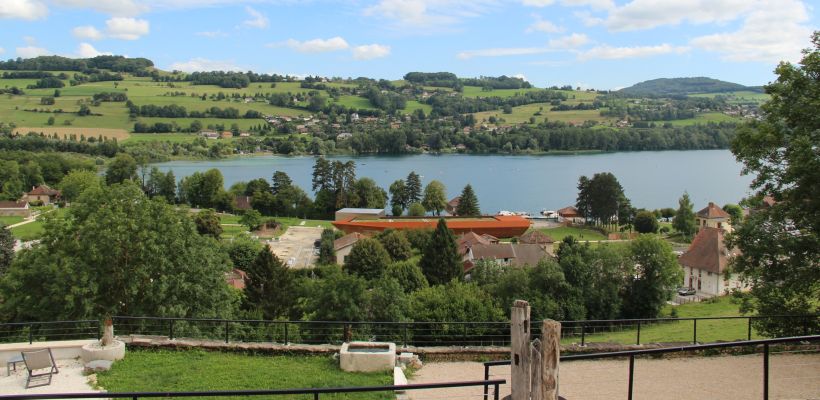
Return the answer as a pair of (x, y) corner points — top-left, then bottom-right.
(666, 112), (741, 126)
(562, 296), (764, 346)
(0, 216), (24, 226)
(96, 349), (393, 399)
(10, 220), (44, 241)
(537, 226), (607, 242)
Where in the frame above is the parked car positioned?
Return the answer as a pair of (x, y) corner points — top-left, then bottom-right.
(677, 287), (697, 296)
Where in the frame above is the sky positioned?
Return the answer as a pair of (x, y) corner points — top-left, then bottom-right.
(0, 0), (817, 89)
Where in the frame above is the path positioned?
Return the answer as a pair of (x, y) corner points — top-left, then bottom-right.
(6, 208), (56, 229)
(408, 353), (820, 400)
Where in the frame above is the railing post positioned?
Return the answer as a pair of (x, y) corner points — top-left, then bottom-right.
(580, 323), (585, 347)
(225, 320), (229, 343)
(403, 323), (408, 348)
(169, 319), (175, 340)
(494, 382), (500, 400)
(747, 317), (752, 341)
(636, 321), (641, 345)
(29, 323), (33, 344)
(313, 392), (319, 400)
(763, 343), (769, 400)
(803, 317), (808, 336)
(627, 354), (635, 400)
(693, 319), (698, 344)
(483, 363), (490, 400)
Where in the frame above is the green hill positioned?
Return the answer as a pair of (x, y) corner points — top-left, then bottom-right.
(619, 77), (762, 97)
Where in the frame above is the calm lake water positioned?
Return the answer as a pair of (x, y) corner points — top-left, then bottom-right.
(153, 150), (754, 213)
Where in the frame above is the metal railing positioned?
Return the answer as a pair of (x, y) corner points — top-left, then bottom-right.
(482, 335), (820, 400)
(0, 378), (507, 400)
(0, 320), (99, 344)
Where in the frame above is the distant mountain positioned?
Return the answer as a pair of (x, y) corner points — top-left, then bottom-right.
(618, 77), (764, 97)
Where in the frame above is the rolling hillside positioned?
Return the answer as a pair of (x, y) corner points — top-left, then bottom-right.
(619, 77), (762, 97)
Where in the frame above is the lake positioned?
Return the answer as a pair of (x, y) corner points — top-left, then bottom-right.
(152, 150), (755, 213)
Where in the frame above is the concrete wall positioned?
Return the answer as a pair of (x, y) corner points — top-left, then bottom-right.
(334, 210), (386, 221)
(0, 340), (97, 364)
(0, 209), (30, 218)
(336, 245), (353, 265)
(682, 266), (748, 296)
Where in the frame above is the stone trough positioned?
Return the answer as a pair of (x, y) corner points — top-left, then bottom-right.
(339, 342), (396, 372)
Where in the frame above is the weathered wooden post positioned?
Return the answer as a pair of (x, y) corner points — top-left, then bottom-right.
(511, 300), (531, 400)
(539, 320), (561, 400)
(101, 317), (114, 347)
(530, 339), (543, 400)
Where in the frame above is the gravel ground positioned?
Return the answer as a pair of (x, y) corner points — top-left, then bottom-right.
(0, 359), (101, 396)
(266, 226), (323, 269)
(408, 353), (820, 400)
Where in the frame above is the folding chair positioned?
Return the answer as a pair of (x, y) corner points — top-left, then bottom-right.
(21, 348), (59, 388)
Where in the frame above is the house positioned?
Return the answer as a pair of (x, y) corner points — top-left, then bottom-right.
(350, 113), (360, 121)
(25, 185), (61, 205)
(678, 227), (746, 296)
(335, 208), (386, 221)
(446, 196), (461, 216)
(234, 195), (252, 211)
(0, 200), (31, 218)
(336, 132), (353, 140)
(201, 131), (219, 139)
(239, 132), (251, 137)
(225, 269), (247, 290)
(696, 202), (733, 233)
(220, 131), (233, 139)
(557, 206), (582, 223)
(458, 231), (553, 273)
(518, 230), (554, 245)
(334, 232), (367, 265)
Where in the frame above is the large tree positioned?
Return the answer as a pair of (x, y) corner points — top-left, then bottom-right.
(389, 179), (408, 215)
(105, 153), (138, 185)
(0, 182), (236, 321)
(405, 172), (422, 204)
(353, 178), (387, 209)
(0, 224), (13, 276)
(728, 32), (820, 336)
(621, 235), (682, 319)
(422, 180), (447, 215)
(243, 245), (294, 319)
(194, 209), (223, 239)
(633, 211), (659, 233)
(455, 184), (481, 216)
(58, 170), (101, 203)
(345, 238), (391, 280)
(672, 192), (697, 239)
(577, 172), (629, 227)
(419, 218), (462, 285)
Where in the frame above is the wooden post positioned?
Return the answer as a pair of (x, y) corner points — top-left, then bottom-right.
(511, 300), (531, 400)
(102, 317), (114, 347)
(530, 339), (543, 400)
(539, 320), (561, 400)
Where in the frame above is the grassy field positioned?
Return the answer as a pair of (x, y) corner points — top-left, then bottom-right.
(472, 102), (614, 126)
(96, 350), (393, 399)
(667, 112), (741, 126)
(537, 226), (608, 242)
(562, 296), (764, 346)
(689, 90), (770, 104)
(0, 216), (24, 226)
(218, 214), (334, 239)
(9, 208), (67, 241)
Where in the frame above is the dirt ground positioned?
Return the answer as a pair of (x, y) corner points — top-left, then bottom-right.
(266, 226), (323, 269)
(408, 353), (820, 400)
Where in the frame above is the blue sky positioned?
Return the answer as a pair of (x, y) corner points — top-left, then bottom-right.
(1, 0), (817, 89)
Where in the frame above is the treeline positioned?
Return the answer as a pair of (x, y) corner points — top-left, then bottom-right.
(425, 90), (566, 116)
(0, 149), (96, 200)
(152, 71), (293, 89)
(92, 92), (128, 102)
(364, 86), (407, 112)
(2, 71), (54, 79)
(0, 55), (153, 73)
(0, 133), (119, 157)
(71, 71), (123, 84)
(403, 72), (532, 90)
(126, 102), (261, 119)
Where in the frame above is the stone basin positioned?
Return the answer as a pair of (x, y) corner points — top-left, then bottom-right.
(339, 342), (396, 372)
(80, 340), (125, 363)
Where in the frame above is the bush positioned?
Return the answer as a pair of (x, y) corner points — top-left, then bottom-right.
(344, 238), (391, 280)
(634, 211), (659, 233)
(376, 229), (412, 261)
(407, 202), (425, 216)
(385, 261), (428, 293)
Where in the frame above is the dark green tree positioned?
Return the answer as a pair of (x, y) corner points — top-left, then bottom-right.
(311, 158), (332, 192)
(302, 266), (368, 321)
(245, 178), (272, 196)
(224, 234), (262, 272)
(673, 192), (697, 239)
(271, 171), (292, 195)
(621, 235), (682, 318)
(240, 209), (263, 231)
(0, 224), (13, 276)
(318, 228), (337, 265)
(455, 184), (481, 216)
(376, 229), (412, 261)
(405, 172), (422, 204)
(345, 238), (391, 280)
(419, 219), (462, 285)
(105, 153), (137, 185)
(422, 180), (447, 215)
(353, 178), (387, 209)
(633, 211), (659, 233)
(385, 260), (428, 293)
(194, 209), (223, 239)
(728, 32), (820, 336)
(722, 204), (743, 226)
(243, 245), (294, 319)
(389, 179), (408, 213)
(407, 202), (426, 216)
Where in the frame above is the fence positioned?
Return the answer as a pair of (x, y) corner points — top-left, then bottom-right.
(0, 379), (507, 400)
(1, 315), (817, 347)
(482, 335), (820, 400)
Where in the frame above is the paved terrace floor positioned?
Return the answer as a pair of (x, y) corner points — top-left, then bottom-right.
(1, 359), (100, 396)
(408, 353), (820, 400)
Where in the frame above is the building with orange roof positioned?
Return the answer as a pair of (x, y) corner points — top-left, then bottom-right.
(24, 185), (61, 205)
(678, 227), (746, 296)
(696, 202), (733, 232)
(332, 215), (531, 239)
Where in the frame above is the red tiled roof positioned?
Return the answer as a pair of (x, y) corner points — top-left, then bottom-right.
(225, 269), (247, 290)
(0, 200), (28, 209)
(333, 232), (366, 251)
(464, 243), (552, 272)
(27, 185), (61, 196)
(332, 216), (531, 239)
(557, 206), (579, 217)
(678, 227), (737, 274)
(448, 196), (461, 207)
(697, 202), (730, 219)
(519, 230), (555, 244)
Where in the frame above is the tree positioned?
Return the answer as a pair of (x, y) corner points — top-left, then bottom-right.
(405, 172), (422, 204)
(0, 224), (13, 276)
(311, 158), (332, 192)
(224, 234), (262, 272)
(105, 153), (137, 185)
(422, 180), (447, 215)
(243, 245), (293, 319)
(660, 208), (676, 221)
(145, 167), (175, 203)
(575, 176), (591, 223)
(389, 179), (408, 212)
(633, 211), (659, 233)
(376, 229), (412, 261)
(728, 32), (820, 336)
(455, 184), (481, 216)
(672, 192), (697, 239)
(58, 170), (101, 203)
(409, 281), (504, 323)
(240, 209), (263, 231)
(302, 266), (368, 321)
(0, 182), (236, 321)
(271, 171), (292, 195)
(345, 238), (391, 280)
(366, 277), (409, 322)
(385, 261), (428, 293)
(419, 219), (462, 285)
(407, 202), (426, 216)
(722, 204), (743, 226)
(318, 228), (336, 265)
(194, 209), (223, 239)
(579, 172), (629, 227)
(621, 235), (682, 318)
(353, 178), (387, 209)
(246, 178), (272, 196)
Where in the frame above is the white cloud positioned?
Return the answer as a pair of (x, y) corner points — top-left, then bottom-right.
(284, 37), (350, 53)
(0, 48), (4, 55)
(241, 6), (268, 29)
(458, 47), (554, 60)
(521, 0), (554, 6)
(527, 16), (564, 33)
(16, 46), (50, 58)
(604, 0), (754, 31)
(549, 33), (589, 48)
(0, 0), (48, 20)
(51, 0), (147, 17)
(196, 30), (228, 38)
(352, 44), (391, 60)
(364, 0), (497, 30)
(72, 25), (103, 40)
(578, 44), (689, 60)
(690, 0), (811, 63)
(522, 0), (613, 9)
(105, 17), (150, 40)
(77, 42), (111, 57)
(169, 58), (243, 73)
(513, 73), (528, 81)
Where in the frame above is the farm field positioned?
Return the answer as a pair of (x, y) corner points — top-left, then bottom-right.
(96, 350), (393, 399)
(667, 112), (741, 126)
(472, 102), (613, 126)
(12, 126), (129, 140)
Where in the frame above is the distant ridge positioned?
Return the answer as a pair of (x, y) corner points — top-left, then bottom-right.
(618, 77), (764, 97)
